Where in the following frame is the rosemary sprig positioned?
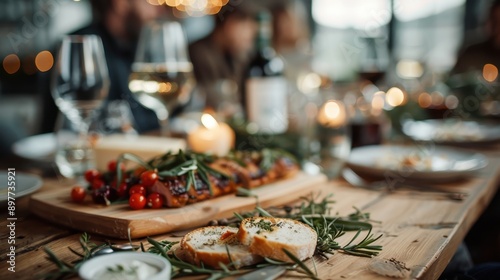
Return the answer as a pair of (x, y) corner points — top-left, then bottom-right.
(41, 233), (101, 279)
(341, 228), (383, 257)
(116, 153), (154, 186)
(282, 249), (320, 280)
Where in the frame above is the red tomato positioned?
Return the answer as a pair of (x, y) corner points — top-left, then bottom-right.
(91, 179), (105, 190)
(71, 186), (86, 203)
(146, 193), (164, 209)
(129, 193), (146, 210)
(84, 169), (100, 183)
(108, 160), (125, 173)
(116, 182), (128, 197)
(133, 166), (147, 177)
(129, 184), (146, 196)
(140, 170), (158, 188)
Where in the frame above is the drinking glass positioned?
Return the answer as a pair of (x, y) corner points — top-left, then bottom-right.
(51, 35), (109, 178)
(302, 94), (351, 179)
(129, 20), (196, 135)
(358, 36), (389, 85)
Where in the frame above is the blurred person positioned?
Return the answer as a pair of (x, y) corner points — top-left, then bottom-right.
(453, 0), (500, 73)
(271, 0), (310, 56)
(42, 0), (167, 134)
(269, 0), (312, 86)
(188, 3), (257, 110)
(450, 0), (500, 118)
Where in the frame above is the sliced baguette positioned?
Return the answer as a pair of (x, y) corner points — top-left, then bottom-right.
(180, 226), (263, 269)
(237, 217), (317, 262)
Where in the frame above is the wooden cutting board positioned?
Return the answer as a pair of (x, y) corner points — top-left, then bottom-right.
(29, 172), (327, 239)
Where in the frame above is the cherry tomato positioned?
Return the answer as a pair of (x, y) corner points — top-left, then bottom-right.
(91, 179), (105, 190)
(71, 186), (86, 203)
(140, 170), (159, 188)
(129, 184), (146, 196)
(133, 166), (147, 177)
(108, 160), (125, 173)
(116, 182), (128, 197)
(146, 193), (164, 209)
(84, 169), (100, 183)
(129, 193), (146, 210)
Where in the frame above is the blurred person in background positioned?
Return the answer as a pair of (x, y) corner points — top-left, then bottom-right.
(271, 0), (310, 57)
(188, 3), (257, 110)
(453, 0), (500, 73)
(450, 0), (500, 118)
(41, 0), (167, 134)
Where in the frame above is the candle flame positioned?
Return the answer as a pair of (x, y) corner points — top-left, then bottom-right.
(201, 114), (219, 130)
(324, 101), (341, 119)
(317, 100), (346, 128)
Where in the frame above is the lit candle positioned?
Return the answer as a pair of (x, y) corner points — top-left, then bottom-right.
(317, 100), (347, 128)
(187, 114), (235, 156)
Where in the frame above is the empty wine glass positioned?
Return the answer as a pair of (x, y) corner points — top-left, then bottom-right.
(51, 35), (109, 178)
(128, 20), (196, 136)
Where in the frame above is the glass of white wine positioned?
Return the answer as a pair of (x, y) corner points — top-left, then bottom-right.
(129, 20), (195, 135)
(51, 35), (109, 178)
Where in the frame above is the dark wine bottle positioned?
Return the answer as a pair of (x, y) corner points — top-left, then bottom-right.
(245, 11), (288, 134)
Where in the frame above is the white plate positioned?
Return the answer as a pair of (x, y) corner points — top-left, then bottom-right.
(0, 171), (43, 202)
(347, 145), (488, 182)
(12, 133), (56, 162)
(402, 119), (500, 145)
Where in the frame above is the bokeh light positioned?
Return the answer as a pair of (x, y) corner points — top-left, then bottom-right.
(317, 100), (346, 128)
(159, 0), (228, 16)
(482, 64), (498, 82)
(418, 92), (432, 108)
(3, 54), (21, 74)
(386, 87), (405, 107)
(371, 91), (385, 111)
(445, 95), (459, 109)
(35, 50), (54, 72)
(396, 59), (424, 79)
(431, 91), (444, 106)
(298, 72), (322, 95)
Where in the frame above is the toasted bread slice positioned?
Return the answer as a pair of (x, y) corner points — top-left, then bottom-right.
(180, 226), (263, 269)
(237, 217), (317, 262)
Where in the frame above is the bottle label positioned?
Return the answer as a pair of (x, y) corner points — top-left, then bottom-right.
(246, 77), (288, 134)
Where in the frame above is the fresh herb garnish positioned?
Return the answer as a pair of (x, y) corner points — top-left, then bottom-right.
(41, 233), (104, 279)
(106, 264), (138, 275)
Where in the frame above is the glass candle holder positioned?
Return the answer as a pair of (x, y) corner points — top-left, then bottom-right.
(302, 99), (351, 179)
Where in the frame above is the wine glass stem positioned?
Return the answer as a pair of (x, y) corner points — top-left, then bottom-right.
(75, 117), (93, 182)
(159, 118), (170, 137)
(153, 106), (170, 137)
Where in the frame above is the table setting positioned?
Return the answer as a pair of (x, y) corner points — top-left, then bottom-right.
(2, 5), (500, 280)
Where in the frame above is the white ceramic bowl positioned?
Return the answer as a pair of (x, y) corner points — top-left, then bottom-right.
(79, 252), (171, 280)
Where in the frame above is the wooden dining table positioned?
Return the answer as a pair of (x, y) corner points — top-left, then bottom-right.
(1, 145), (499, 280)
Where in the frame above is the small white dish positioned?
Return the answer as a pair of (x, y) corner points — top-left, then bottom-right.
(347, 145), (488, 182)
(0, 171), (43, 202)
(79, 252), (171, 280)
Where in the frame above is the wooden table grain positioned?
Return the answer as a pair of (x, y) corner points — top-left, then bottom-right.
(1, 151), (499, 280)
